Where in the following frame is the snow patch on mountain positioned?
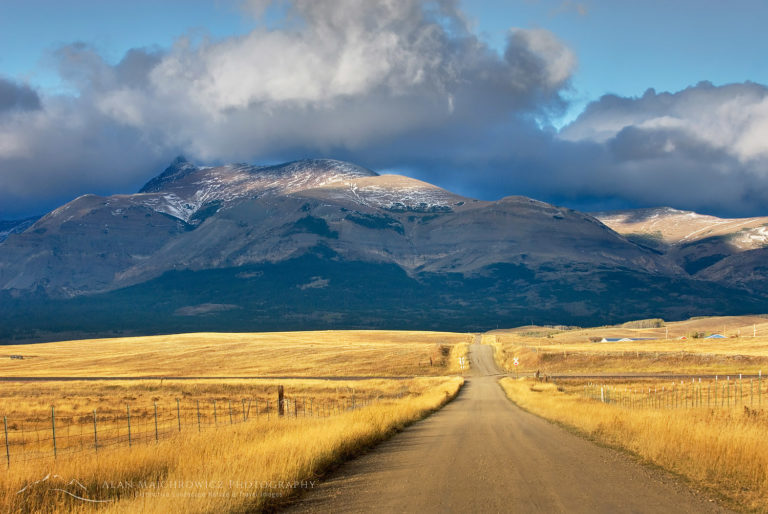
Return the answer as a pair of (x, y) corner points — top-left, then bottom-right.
(137, 158), (379, 223)
(297, 175), (469, 211)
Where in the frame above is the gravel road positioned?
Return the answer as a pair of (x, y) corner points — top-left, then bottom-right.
(286, 340), (732, 513)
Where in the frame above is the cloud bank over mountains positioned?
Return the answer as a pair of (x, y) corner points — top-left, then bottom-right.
(0, 0), (766, 218)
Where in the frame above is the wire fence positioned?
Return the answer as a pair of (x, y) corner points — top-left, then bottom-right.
(2, 392), (377, 468)
(579, 372), (765, 411)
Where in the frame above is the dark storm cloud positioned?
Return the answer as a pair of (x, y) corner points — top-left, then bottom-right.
(0, 77), (40, 113)
(1, 0), (767, 219)
(0, 0), (576, 218)
(353, 81), (768, 218)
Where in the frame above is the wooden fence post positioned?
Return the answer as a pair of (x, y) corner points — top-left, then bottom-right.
(4, 416), (9, 468)
(93, 410), (98, 453)
(242, 399), (247, 422)
(51, 406), (57, 458)
(126, 404), (132, 447)
(177, 399), (181, 432)
(213, 400), (218, 426)
(196, 400), (201, 432)
(740, 374), (743, 405)
(229, 400), (233, 424)
(154, 403), (159, 443)
(278, 386), (285, 417)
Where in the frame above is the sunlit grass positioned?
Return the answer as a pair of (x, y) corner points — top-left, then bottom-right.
(2, 377), (463, 513)
(500, 377), (768, 512)
(0, 330), (472, 378)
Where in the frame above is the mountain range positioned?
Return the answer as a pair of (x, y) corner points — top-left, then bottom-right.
(1, 157), (766, 342)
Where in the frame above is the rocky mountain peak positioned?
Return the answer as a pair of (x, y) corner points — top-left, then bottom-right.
(139, 156), (198, 193)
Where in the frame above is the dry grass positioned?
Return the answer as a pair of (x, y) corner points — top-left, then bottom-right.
(488, 328), (768, 375)
(2, 377), (463, 513)
(0, 331), (472, 378)
(514, 315), (768, 341)
(500, 377), (768, 512)
(0, 379), (418, 425)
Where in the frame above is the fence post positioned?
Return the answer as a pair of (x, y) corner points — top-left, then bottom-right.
(4, 416), (9, 468)
(196, 400), (201, 432)
(247, 399), (252, 420)
(93, 410), (98, 453)
(154, 403), (159, 443)
(177, 399), (181, 432)
(294, 398), (298, 417)
(213, 400), (218, 426)
(278, 386), (285, 417)
(229, 400), (233, 425)
(241, 399), (247, 422)
(126, 404), (132, 448)
(51, 406), (57, 458)
(267, 400), (270, 421)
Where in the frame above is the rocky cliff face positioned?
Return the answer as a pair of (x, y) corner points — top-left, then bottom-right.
(0, 158), (764, 341)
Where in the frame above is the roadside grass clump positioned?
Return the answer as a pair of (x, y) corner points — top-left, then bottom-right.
(500, 377), (768, 512)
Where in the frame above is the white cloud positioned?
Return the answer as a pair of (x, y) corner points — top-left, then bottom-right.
(9, 1), (768, 219)
(0, 0), (575, 217)
(561, 82), (768, 163)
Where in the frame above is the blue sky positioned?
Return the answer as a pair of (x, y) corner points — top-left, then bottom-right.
(1, 0), (768, 218)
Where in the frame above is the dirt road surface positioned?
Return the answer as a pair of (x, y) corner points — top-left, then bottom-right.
(286, 340), (731, 513)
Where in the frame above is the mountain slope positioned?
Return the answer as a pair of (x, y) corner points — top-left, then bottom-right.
(0, 159), (765, 341)
(594, 207), (768, 278)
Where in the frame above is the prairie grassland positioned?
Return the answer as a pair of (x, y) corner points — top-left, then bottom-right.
(500, 377), (768, 512)
(2, 376), (463, 513)
(0, 378), (432, 463)
(0, 378), (419, 425)
(497, 315), (768, 342)
(0, 330), (472, 377)
(487, 332), (768, 375)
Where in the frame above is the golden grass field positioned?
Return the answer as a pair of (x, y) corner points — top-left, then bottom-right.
(3, 377), (463, 513)
(487, 316), (768, 375)
(0, 330), (468, 512)
(500, 377), (768, 512)
(0, 330), (471, 377)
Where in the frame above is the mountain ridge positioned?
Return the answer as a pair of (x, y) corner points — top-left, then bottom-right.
(1, 157), (765, 341)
